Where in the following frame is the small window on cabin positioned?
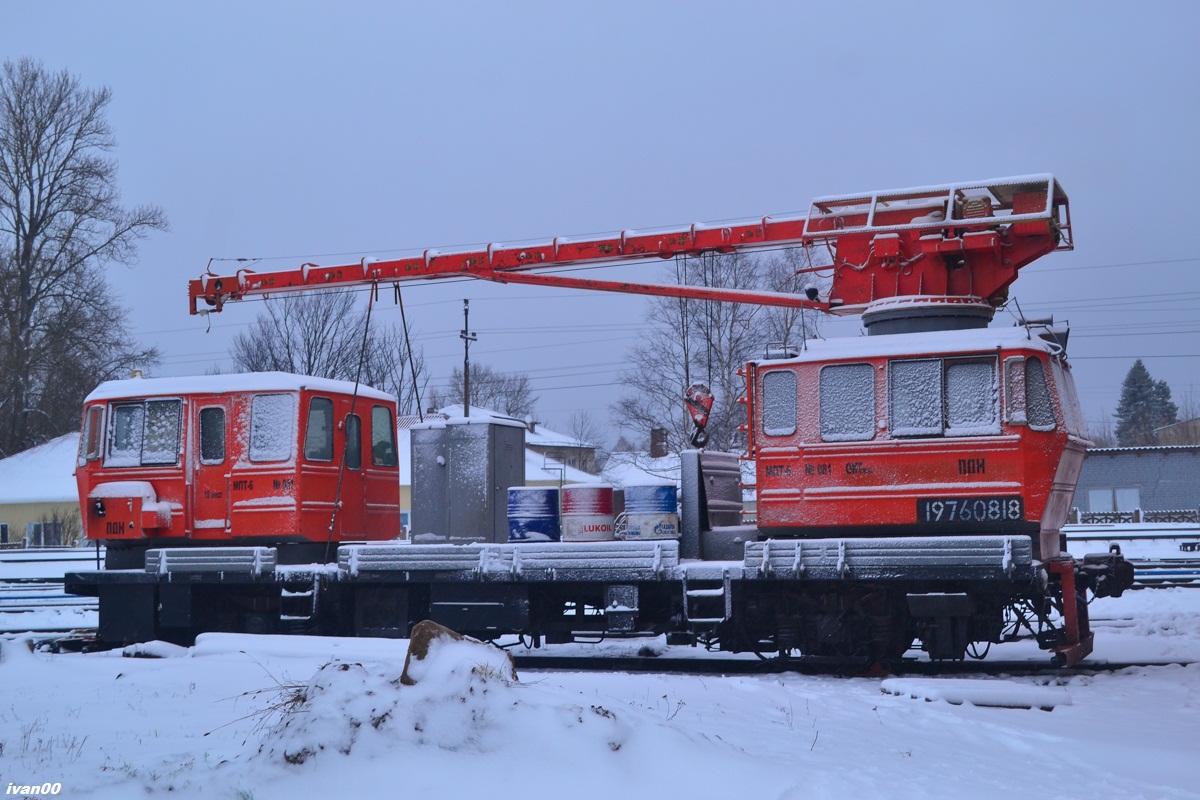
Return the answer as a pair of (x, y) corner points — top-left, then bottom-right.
(820, 363), (875, 441)
(761, 370), (797, 436)
(250, 393), (296, 462)
(345, 414), (362, 470)
(371, 405), (398, 467)
(945, 360), (999, 436)
(1025, 357), (1056, 431)
(889, 359), (943, 437)
(199, 407), (226, 464)
(107, 404), (145, 466)
(142, 399), (182, 465)
(81, 406), (104, 462)
(1005, 357), (1027, 425)
(304, 397), (334, 461)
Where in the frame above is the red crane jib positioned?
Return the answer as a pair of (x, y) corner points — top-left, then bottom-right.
(189, 175), (1070, 316)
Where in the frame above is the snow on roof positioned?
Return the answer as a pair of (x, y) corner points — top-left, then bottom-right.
(395, 429), (598, 487)
(414, 406), (527, 431)
(525, 450), (597, 484)
(757, 325), (1062, 365)
(602, 451), (755, 502)
(601, 451), (681, 488)
(396, 413), (445, 430)
(0, 433), (80, 504)
(85, 372), (394, 404)
(431, 405), (591, 448)
(1086, 445), (1200, 455)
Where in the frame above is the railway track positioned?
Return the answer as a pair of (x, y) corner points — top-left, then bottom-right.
(510, 653), (1194, 677)
(1130, 559), (1200, 587)
(1066, 525), (1200, 587)
(0, 549), (101, 632)
(0, 580), (97, 613)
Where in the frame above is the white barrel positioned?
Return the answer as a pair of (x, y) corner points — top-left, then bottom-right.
(621, 484), (679, 540)
(561, 483), (615, 542)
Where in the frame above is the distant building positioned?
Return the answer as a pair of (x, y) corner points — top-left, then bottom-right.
(1071, 445), (1200, 514)
(1156, 418), (1200, 446)
(521, 419), (598, 474)
(0, 434), (83, 547)
(601, 450), (758, 517)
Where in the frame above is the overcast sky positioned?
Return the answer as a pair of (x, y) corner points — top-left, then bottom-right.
(5, 3), (1199, 441)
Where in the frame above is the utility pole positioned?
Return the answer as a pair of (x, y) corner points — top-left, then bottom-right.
(460, 299), (477, 417)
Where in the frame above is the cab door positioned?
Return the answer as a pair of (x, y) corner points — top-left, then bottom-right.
(336, 410), (367, 536)
(191, 402), (231, 535)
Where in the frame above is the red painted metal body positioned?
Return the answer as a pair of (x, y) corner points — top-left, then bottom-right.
(746, 327), (1089, 559)
(188, 175), (1070, 316)
(75, 374), (401, 547)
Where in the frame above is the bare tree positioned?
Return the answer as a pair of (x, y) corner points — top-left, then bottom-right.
(566, 410), (610, 470)
(758, 246), (828, 350)
(428, 362), (538, 418)
(229, 291), (428, 413)
(0, 59), (165, 455)
(612, 249), (825, 454)
(1088, 408), (1117, 448)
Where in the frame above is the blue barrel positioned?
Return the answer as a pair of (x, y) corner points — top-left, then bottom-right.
(622, 484), (679, 540)
(507, 486), (560, 542)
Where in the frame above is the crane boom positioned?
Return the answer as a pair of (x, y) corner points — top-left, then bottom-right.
(189, 174), (1070, 316)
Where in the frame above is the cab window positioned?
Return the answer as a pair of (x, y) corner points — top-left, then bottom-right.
(80, 406), (104, 463)
(1025, 357), (1056, 430)
(820, 363), (875, 441)
(371, 405), (398, 467)
(249, 393), (296, 462)
(199, 407), (226, 464)
(304, 397), (334, 461)
(345, 414), (362, 470)
(104, 399), (182, 466)
(761, 370), (797, 437)
(106, 404), (145, 466)
(889, 357), (998, 438)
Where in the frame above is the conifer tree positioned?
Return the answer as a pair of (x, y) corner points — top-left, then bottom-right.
(1114, 359), (1177, 446)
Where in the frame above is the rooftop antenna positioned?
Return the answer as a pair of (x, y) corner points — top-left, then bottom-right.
(461, 299), (477, 417)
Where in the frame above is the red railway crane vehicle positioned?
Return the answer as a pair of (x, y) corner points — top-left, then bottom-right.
(67, 174), (1131, 666)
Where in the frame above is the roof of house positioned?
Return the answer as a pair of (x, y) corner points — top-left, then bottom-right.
(398, 407), (592, 448)
(1086, 445), (1200, 455)
(0, 434), (80, 504)
(600, 451), (756, 494)
(601, 451), (681, 487)
(524, 450), (598, 484)
(396, 426), (599, 486)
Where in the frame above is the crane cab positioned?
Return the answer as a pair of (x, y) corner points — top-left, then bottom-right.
(76, 373), (401, 567)
(746, 325), (1088, 559)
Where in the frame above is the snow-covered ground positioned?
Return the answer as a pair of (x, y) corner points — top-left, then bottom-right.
(1, 588), (1198, 800)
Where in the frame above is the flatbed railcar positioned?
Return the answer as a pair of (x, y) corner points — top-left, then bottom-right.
(65, 173), (1135, 665)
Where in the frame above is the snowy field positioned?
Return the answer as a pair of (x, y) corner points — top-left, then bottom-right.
(1, 588), (1198, 800)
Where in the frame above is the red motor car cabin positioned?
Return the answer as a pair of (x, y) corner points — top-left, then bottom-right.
(76, 373), (401, 567)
